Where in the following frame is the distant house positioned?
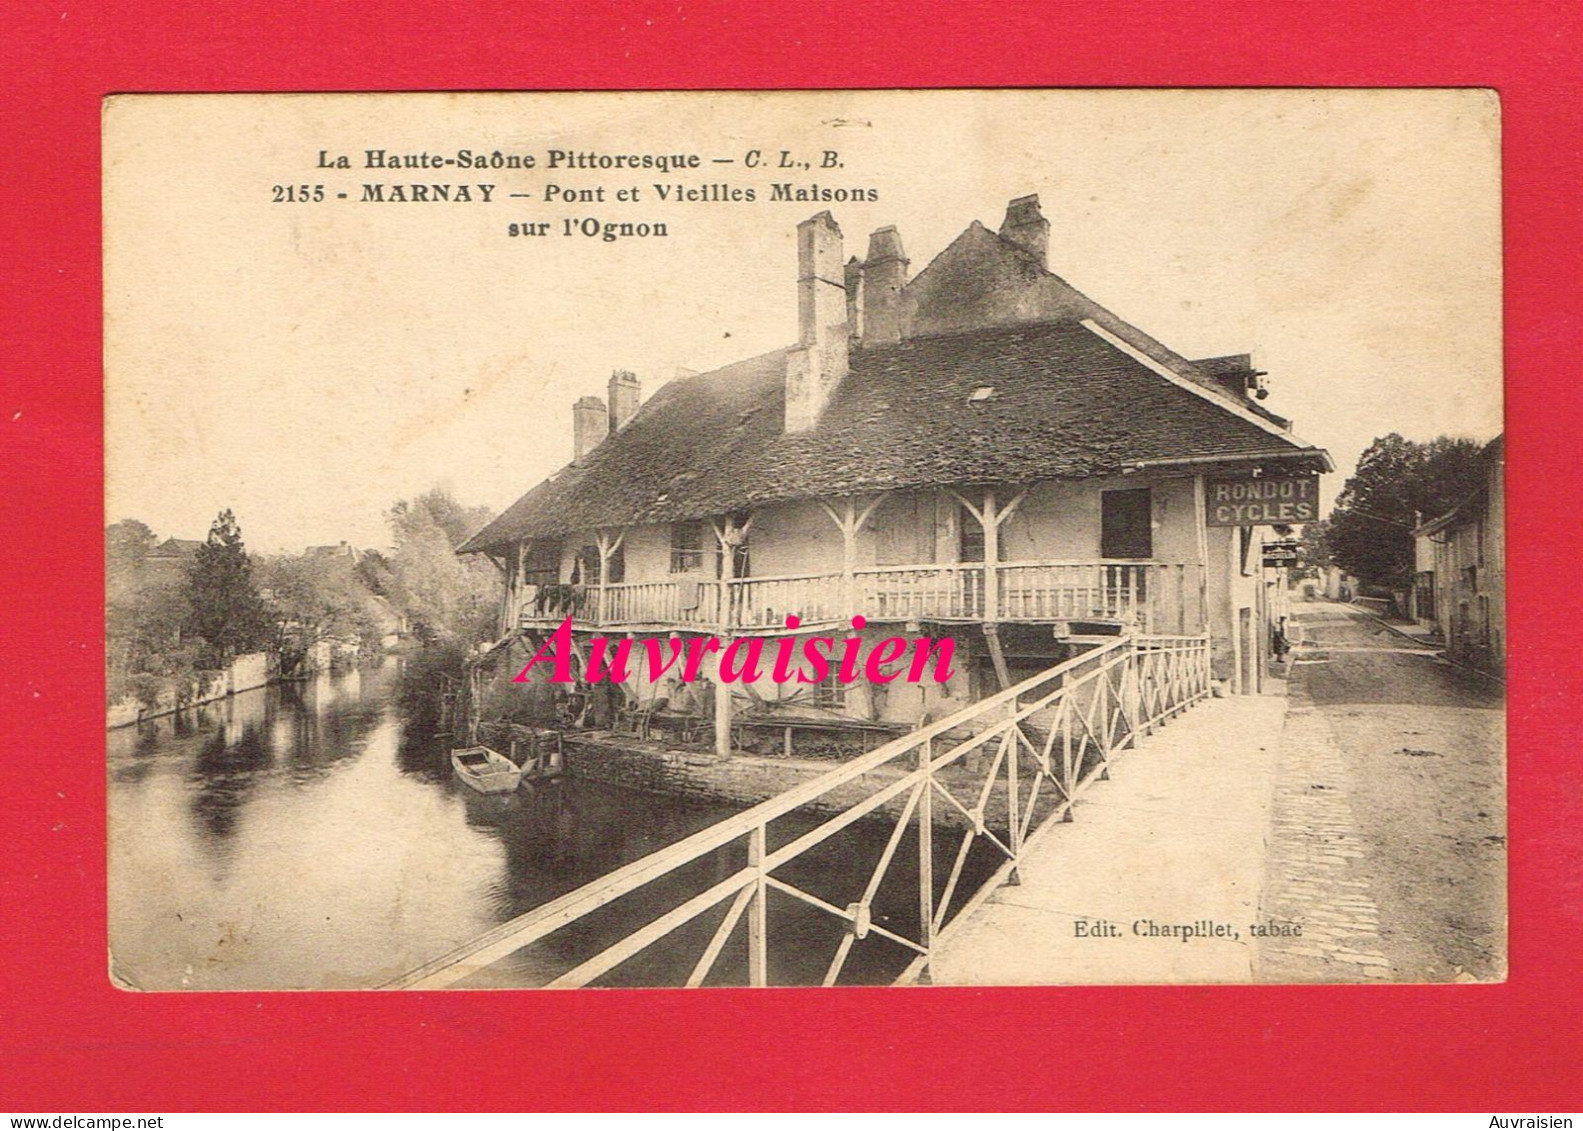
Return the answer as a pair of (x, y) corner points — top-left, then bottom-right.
(142, 536), (202, 580)
(1321, 565), (1360, 603)
(460, 196), (1331, 746)
(305, 540), (362, 564)
(1414, 435), (1505, 676)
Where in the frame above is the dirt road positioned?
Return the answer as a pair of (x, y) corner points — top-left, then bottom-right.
(1257, 599), (1506, 982)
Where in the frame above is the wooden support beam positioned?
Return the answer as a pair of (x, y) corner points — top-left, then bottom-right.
(594, 528), (626, 627)
(816, 495), (883, 617)
(853, 493), (886, 532)
(711, 517), (741, 759)
(982, 487), (1000, 621)
(994, 487), (1030, 528)
(982, 621), (1014, 691)
(946, 487), (984, 526)
(713, 655), (733, 759)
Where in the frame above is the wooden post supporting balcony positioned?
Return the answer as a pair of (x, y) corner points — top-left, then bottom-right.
(710, 515), (752, 758)
(950, 486), (1028, 689)
(594, 528), (625, 628)
(817, 495), (886, 617)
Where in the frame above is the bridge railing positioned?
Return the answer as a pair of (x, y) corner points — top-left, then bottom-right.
(388, 633), (1212, 990)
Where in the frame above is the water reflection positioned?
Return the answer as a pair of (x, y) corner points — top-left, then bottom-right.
(109, 661), (999, 991)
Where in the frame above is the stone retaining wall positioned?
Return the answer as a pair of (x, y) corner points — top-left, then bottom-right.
(563, 732), (1009, 830)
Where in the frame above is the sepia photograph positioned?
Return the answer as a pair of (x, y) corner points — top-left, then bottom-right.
(103, 88), (1504, 991)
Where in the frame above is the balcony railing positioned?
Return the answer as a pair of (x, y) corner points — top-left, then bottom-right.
(727, 571), (844, 629)
(517, 561), (1205, 634)
(854, 563), (986, 621)
(515, 581), (722, 630)
(601, 579), (723, 627)
(993, 561), (1205, 635)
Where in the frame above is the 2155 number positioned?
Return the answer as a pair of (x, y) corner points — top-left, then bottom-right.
(272, 184), (325, 202)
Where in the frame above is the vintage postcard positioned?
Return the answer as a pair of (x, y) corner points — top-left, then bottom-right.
(104, 89), (1503, 990)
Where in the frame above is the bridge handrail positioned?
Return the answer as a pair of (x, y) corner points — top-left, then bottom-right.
(388, 632), (1210, 989)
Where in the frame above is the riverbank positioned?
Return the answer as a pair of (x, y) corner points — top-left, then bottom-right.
(108, 664), (948, 989)
(106, 650), (274, 729)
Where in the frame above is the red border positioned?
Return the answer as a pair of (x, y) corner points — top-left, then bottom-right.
(3, 0), (1579, 1112)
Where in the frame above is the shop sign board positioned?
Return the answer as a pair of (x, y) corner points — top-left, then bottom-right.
(1263, 540), (1300, 567)
(1205, 473), (1320, 526)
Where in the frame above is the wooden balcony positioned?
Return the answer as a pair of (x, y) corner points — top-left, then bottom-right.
(515, 580), (723, 631)
(515, 560), (1206, 635)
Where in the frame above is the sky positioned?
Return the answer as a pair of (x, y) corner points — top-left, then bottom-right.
(104, 90), (1502, 554)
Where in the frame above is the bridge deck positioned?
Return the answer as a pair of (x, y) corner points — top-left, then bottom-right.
(920, 692), (1286, 985)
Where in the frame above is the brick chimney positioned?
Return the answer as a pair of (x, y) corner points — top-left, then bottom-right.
(785, 211), (849, 433)
(607, 369), (641, 432)
(998, 194), (1049, 269)
(860, 226), (908, 346)
(573, 395), (608, 459)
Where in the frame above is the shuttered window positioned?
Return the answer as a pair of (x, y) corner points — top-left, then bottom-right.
(959, 504), (985, 563)
(1101, 488), (1153, 560)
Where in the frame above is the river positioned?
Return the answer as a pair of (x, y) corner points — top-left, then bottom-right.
(108, 662), (997, 990)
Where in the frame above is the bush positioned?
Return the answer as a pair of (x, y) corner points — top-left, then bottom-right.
(128, 672), (164, 711)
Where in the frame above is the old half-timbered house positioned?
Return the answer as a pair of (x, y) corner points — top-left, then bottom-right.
(459, 196), (1332, 756)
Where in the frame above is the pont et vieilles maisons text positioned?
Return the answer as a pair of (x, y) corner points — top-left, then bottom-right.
(272, 147), (880, 241)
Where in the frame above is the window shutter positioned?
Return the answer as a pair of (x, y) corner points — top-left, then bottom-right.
(1101, 489), (1153, 559)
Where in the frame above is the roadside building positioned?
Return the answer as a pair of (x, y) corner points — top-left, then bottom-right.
(1410, 523), (1439, 633)
(1321, 565), (1360, 603)
(460, 197), (1331, 751)
(1414, 435), (1505, 676)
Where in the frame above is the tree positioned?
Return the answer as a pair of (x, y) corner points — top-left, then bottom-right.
(1325, 434), (1487, 591)
(259, 552), (384, 673)
(1291, 517), (1331, 582)
(353, 548), (398, 599)
(385, 488), (499, 646)
(106, 518), (156, 569)
(105, 518), (194, 702)
(106, 518), (159, 619)
(184, 509), (272, 666)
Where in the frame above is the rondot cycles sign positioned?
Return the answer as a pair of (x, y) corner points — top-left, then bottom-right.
(1205, 473), (1320, 526)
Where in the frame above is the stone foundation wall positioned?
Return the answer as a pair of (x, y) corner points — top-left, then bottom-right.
(563, 732), (1011, 830)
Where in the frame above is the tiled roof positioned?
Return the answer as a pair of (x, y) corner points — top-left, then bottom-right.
(460, 318), (1325, 553)
(148, 537), (203, 558)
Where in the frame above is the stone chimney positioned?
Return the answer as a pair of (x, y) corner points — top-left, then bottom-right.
(607, 369), (641, 432)
(844, 256), (865, 339)
(998, 194), (1049, 269)
(1192, 354), (1270, 402)
(785, 211), (849, 433)
(573, 395), (608, 460)
(860, 226), (909, 346)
